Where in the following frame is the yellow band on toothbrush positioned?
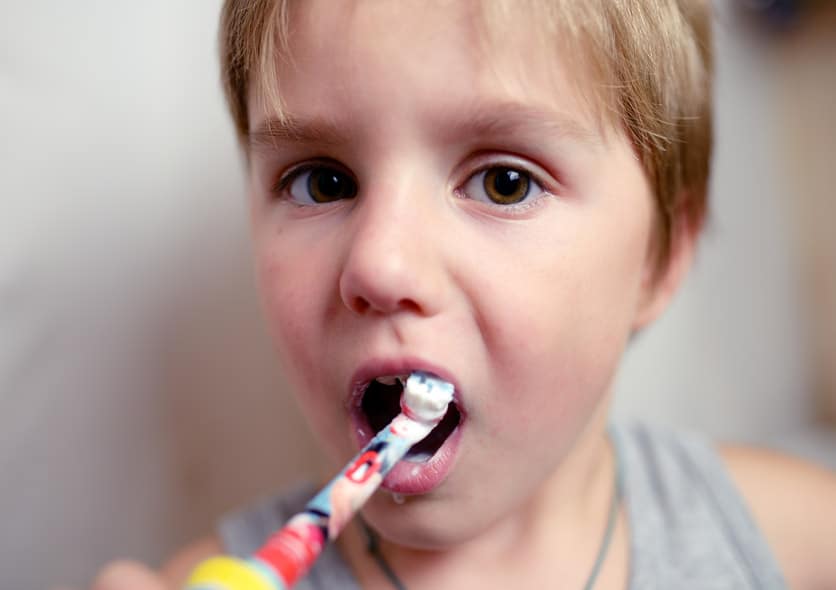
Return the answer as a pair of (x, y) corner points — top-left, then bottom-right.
(185, 556), (278, 590)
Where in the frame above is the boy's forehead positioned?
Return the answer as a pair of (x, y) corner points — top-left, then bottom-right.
(248, 0), (608, 140)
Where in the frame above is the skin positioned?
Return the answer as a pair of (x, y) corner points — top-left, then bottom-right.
(86, 1), (836, 589)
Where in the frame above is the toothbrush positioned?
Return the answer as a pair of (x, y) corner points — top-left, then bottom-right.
(185, 371), (455, 590)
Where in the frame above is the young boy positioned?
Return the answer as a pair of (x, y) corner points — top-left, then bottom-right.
(92, 1), (836, 588)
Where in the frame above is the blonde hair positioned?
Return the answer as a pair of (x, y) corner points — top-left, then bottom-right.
(219, 0), (713, 271)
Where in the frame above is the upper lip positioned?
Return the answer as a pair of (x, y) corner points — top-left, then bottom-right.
(346, 356), (463, 412)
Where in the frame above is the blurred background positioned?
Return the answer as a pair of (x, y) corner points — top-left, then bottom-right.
(1, 1), (834, 588)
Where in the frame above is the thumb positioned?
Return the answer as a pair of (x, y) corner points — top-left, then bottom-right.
(92, 560), (169, 590)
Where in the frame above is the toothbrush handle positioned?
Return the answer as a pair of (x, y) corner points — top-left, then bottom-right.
(184, 413), (432, 590)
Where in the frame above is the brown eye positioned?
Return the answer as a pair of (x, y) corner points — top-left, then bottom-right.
(460, 166), (538, 206)
(284, 164), (357, 205)
(483, 167), (530, 204)
(308, 167), (357, 202)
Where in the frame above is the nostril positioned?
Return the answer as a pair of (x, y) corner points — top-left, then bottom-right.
(398, 298), (421, 314)
(350, 296), (421, 316)
(342, 286), (423, 316)
(352, 296), (370, 314)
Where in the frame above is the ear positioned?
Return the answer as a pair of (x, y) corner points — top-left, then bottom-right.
(631, 201), (702, 331)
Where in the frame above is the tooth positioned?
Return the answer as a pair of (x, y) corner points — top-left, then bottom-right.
(405, 451), (433, 463)
(376, 376), (398, 385)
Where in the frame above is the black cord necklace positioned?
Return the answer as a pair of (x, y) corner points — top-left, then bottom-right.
(360, 456), (623, 590)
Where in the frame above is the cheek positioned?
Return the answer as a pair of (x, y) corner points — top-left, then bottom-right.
(254, 243), (351, 453)
(253, 238), (329, 380)
(479, 206), (651, 423)
(257, 254), (304, 348)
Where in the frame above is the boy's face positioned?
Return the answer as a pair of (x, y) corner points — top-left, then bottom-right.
(247, 1), (661, 546)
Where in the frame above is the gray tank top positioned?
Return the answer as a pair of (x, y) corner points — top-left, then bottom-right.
(218, 422), (787, 589)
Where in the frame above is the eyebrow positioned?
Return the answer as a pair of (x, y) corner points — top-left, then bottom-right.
(444, 100), (603, 148)
(247, 101), (602, 153)
(248, 116), (349, 152)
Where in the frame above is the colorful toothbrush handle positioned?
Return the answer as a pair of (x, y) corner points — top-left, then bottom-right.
(184, 412), (433, 590)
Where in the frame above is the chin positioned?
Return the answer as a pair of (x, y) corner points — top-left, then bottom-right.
(360, 488), (499, 550)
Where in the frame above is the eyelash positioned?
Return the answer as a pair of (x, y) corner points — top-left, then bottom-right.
(271, 158), (554, 212)
(272, 159), (350, 193)
(456, 163), (551, 212)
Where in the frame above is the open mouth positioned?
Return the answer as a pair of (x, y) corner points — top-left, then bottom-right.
(359, 375), (461, 463)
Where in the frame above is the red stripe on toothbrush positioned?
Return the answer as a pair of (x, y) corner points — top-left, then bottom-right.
(255, 517), (324, 587)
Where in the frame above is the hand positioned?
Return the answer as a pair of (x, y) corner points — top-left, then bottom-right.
(90, 560), (169, 590)
(82, 535), (221, 590)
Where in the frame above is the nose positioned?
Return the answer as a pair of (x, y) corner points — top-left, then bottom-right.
(338, 189), (442, 318)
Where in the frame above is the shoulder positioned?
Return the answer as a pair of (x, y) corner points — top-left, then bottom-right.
(721, 444), (836, 590)
(160, 535), (224, 588)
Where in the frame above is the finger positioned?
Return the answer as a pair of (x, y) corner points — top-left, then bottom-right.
(91, 560), (169, 590)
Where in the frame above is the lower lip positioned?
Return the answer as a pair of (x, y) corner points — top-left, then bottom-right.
(353, 419), (464, 495)
(384, 424), (463, 494)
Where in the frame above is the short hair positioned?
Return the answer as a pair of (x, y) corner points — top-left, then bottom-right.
(218, 0), (713, 272)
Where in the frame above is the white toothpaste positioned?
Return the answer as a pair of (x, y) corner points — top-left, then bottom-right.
(401, 371), (455, 424)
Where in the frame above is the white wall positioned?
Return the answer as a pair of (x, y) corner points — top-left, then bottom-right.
(769, 8), (836, 423)
(613, 4), (836, 450)
(612, 4), (816, 441)
(0, 2), (831, 589)
(1, 3), (321, 588)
